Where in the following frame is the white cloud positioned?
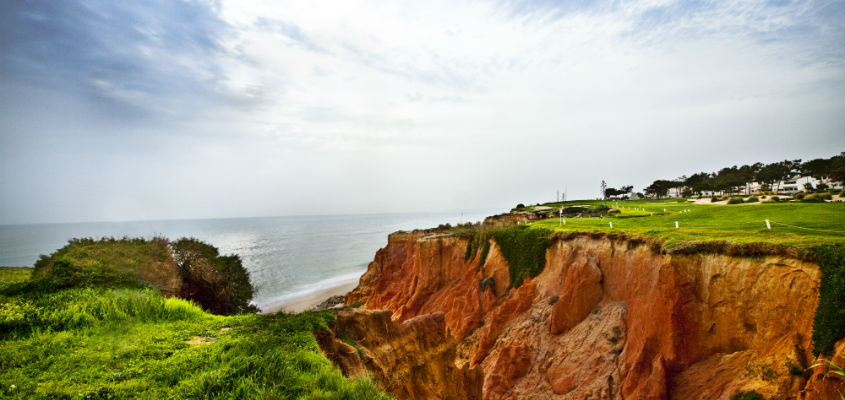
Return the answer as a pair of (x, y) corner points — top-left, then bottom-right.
(1, 0), (842, 222)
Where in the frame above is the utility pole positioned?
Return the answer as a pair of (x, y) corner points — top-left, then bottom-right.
(557, 190), (560, 203)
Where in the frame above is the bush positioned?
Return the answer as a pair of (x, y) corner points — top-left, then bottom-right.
(811, 245), (845, 356)
(796, 193), (806, 200)
(745, 196), (759, 203)
(515, 203), (525, 209)
(711, 196), (721, 203)
(23, 237), (176, 295)
(172, 238), (256, 315)
(801, 193), (831, 203)
(492, 226), (552, 287)
(727, 197), (744, 204)
(12, 237), (256, 316)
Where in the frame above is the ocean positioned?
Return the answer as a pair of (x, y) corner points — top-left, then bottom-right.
(0, 210), (497, 311)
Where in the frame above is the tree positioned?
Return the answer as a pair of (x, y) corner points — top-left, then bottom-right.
(644, 179), (676, 199)
(756, 161), (792, 192)
(804, 182), (814, 192)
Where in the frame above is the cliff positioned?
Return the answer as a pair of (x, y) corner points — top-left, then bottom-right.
(315, 308), (482, 399)
(341, 230), (837, 399)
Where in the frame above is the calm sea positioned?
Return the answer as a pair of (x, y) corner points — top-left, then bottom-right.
(0, 210), (496, 311)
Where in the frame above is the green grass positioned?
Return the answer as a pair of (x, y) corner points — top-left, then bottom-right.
(0, 262), (390, 399)
(528, 200), (845, 249)
(0, 288), (390, 399)
(0, 267), (32, 288)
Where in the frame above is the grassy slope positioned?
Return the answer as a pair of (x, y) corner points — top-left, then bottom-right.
(527, 199), (845, 249)
(0, 270), (390, 399)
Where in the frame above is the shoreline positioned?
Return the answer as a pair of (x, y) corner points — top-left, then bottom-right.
(258, 272), (362, 314)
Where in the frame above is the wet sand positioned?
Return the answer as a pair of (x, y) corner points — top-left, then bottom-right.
(260, 281), (358, 314)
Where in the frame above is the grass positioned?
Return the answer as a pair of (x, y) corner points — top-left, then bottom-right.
(0, 260), (390, 399)
(527, 199), (845, 249)
(0, 267), (32, 288)
(812, 245), (845, 356)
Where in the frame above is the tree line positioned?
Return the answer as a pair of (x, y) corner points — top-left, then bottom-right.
(643, 153), (845, 198)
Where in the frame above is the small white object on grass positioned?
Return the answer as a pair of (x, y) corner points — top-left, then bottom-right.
(675, 221), (679, 229)
(609, 222), (613, 229)
(765, 219), (771, 230)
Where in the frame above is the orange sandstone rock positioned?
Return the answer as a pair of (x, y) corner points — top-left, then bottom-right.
(317, 309), (482, 400)
(346, 233), (823, 399)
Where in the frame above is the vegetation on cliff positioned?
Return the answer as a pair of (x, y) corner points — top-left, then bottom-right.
(0, 241), (390, 399)
(15, 237), (256, 315)
(491, 226), (553, 287)
(812, 244), (845, 356)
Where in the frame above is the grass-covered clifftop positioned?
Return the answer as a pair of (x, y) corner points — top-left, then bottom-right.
(0, 240), (391, 399)
(526, 199), (845, 249)
(450, 199), (845, 355)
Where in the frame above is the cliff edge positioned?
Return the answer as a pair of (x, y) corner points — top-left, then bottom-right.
(337, 230), (839, 399)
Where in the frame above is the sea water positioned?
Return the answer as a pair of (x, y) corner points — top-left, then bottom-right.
(0, 210), (496, 311)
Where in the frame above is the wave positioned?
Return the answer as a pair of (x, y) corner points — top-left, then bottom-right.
(256, 269), (365, 312)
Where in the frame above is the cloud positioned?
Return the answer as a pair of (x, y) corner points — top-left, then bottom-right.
(0, 0), (842, 223)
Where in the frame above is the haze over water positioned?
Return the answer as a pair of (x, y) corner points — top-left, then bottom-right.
(0, 210), (496, 311)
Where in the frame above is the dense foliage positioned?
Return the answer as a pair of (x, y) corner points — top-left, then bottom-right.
(172, 238), (256, 315)
(811, 244), (845, 356)
(645, 153), (844, 197)
(492, 226), (552, 288)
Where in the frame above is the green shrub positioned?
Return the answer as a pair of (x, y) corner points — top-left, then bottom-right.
(811, 245), (845, 355)
(727, 197), (744, 204)
(492, 226), (552, 287)
(745, 196), (759, 203)
(172, 238), (256, 315)
(796, 193), (806, 200)
(711, 196), (721, 203)
(802, 193), (831, 203)
(731, 390), (765, 400)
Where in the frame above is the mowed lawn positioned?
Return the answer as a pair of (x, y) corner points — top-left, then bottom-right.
(529, 200), (845, 249)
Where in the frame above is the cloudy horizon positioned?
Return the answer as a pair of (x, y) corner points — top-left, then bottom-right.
(1, 0), (843, 224)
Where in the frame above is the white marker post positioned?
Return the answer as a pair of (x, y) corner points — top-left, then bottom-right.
(609, 222), (613, 230)
(765, 219), (771, 230)
(675, 221), (679, 229)
(559, 209), (563, 226)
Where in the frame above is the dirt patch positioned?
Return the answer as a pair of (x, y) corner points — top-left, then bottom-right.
(186, 336), (217, 345)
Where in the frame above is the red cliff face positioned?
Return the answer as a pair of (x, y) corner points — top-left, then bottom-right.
(315, 309), (482, 400)
(344, 231), (828, 399)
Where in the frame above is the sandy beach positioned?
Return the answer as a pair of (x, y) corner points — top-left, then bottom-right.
(259, 276), (361, 314)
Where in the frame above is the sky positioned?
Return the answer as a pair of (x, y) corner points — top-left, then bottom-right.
(1, 0), (843, 224)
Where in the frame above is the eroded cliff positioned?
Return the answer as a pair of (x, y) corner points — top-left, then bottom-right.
(338, 231), (835, 399)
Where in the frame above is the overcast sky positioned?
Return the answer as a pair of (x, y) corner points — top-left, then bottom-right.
(1, 0), (843, 224)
